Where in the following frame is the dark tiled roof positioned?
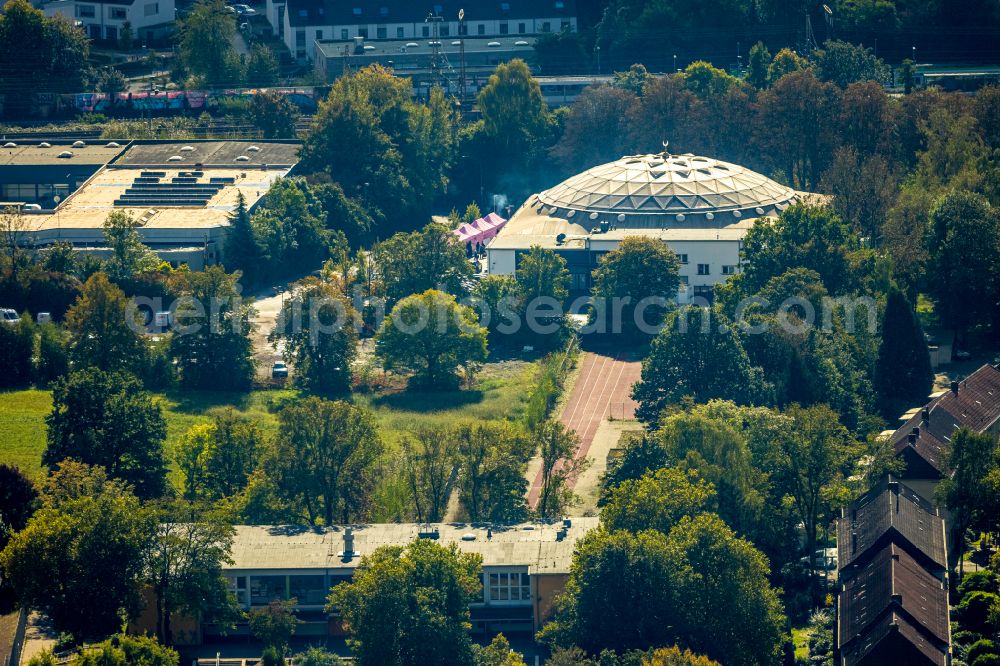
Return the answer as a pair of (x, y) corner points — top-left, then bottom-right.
(287, 0), (576, 27)
(840, 611), (948, 666)
(891, 364), (1000, 476)
(837, 478), (946, 572)
(838, 543), (949, 650)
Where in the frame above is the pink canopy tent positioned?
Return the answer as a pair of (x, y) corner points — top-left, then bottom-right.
(454, 212), (507, 245)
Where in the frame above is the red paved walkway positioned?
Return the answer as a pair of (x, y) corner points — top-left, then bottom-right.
(527, 351), (641, 509)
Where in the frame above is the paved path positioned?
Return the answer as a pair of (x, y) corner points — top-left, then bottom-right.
(526, 351), (641, 509)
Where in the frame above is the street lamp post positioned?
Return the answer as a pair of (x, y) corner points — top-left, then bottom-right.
(673, 54), (677, 72)
(595, 45), (601, 75)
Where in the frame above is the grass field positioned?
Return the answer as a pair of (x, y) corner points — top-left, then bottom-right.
(0, 358), (538, 490)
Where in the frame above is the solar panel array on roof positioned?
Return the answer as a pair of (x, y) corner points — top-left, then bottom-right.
(114, 174), (224, 208)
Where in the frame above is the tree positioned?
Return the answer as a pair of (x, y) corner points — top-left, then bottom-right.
(169, 265), (256, 390)
(874, 288), (933, 419)
(0, 313), (33, 388)
(655, 410), (764, 536)
(926, 191), (1000, 337)
(937, 429), (1000, 575)
(767, 48), (808, 85)
(611, 63), (650, 96)
(400, 429), (457, 523)
(551, 86), (639, 172)
(269, 277), (359, 395)
(266, 398), (383, 524)
(813, 40), (889, 89)
(1, 205), (30, 280)
(591, 236), (680, 338)
(644, 646), (720, 666)
(515, 246), (570, 347)
(773, 404), (855, 581)
(455, 422), (532, 523)
(245, 44), (279, 87)
(0, 0), (88, 118)
(821, 146), (897, 246)
(249, 599), (300, 659)
(118, 20), (133, 50)
(76, 635), (179, 666)
(146, 514), (238, 646)
(471, 275), (520, 340)
(0, 477), (152, 641)
(225, 193), (265, 285)
(96, 68), (126, 99)
(103, 211), (159, 282)
(477, 634), (528, 666)
(477, 59), (551, 166)
(375, 290), (488, 390)
(176, 410), (263, 500)
(756, 71), (841, 188)
(601, 467), (715, 535)
(43, 368), (168, 499)
(0, 464), (36, 554)
(374, 222), (474, 307)
(540, 517), (786, 665)
(535, 419), (588, 520)
(178, 0), (239, 86)
(682, 61), (740, 101)
(738, 204), (860, 295)
(65, 272), (147, 373)
(327, 539), (482, 666)
(633, 307), (763, 423)
(746, 41), (771, 89)
(249, 90), (300, 139)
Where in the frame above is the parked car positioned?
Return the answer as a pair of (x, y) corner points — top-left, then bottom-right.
(233, 4), (256, 15)
(955, 349), (972, 360)
(800, 547), (837, 570)
(1, 308), (19, 325)
(36, 312), (51, 324)
(271, 362), (289, 379)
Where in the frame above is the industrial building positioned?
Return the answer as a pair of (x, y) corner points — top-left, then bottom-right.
(5, 139), (300, 270)
(486, 150), (810, 301)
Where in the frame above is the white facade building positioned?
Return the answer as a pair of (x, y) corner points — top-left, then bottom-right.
(268, 0), (577, 64)
(487, 152), (810, 303)
(43, 0), (174, 43)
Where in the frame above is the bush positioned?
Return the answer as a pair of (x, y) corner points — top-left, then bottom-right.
(524, 342), (577, 429)
(957, 570), (999, 604)
(0, 316), (34, 388)
(957, 591), (1000, 635)
(295, 646), (343, 665)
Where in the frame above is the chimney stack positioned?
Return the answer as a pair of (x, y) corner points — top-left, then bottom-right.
(908, 433), (917, 446)
(951, 380), (960, 394)
(921, 407), (930, 424)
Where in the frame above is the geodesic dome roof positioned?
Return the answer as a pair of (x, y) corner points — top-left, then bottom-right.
(536, 152), (798, 224)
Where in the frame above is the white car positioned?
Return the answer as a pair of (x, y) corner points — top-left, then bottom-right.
(0, 308), (19, 325)
(233, 4), (256, 15)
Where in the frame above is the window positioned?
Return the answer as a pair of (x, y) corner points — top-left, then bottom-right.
(697, 264), (710, 275)
(477, 23), (485, 35)
(376, 25), (386, 38)
(341, 28), (348, 39)
(556, 0), (565, 7)
(295, 29), (305, 47)
(500, 1), (510, 10)
(358, 27), (367, 37)
(227, 576), (249, 607)
(143, 2), (158, 16)
(289, 575), (326, 606)
(499, 21), (508, 34)
(75, 4), (95, 17)
(518, 22), (525, 33)
(379, 5), (388, 16)
(679, 275), (689, 286)
(487, 572), (530, 603)
(352, 6), (361, 15)
(441, 24), (450, 36)
(541, 21), (551, 32)
(316, 29), (323, 40)
(110, 7), (126, 19)
(297, 8), (307, 16)
(106, 26), (117, 39)
(722, 265), (737, 275)
(422, 25), (429, 36)
(88, 24), (101, 39)
(396, 26), (404, 37)
(249, 575), (287, 605)
(677, 253), (688, 264)
(561, 20), (570, 30)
